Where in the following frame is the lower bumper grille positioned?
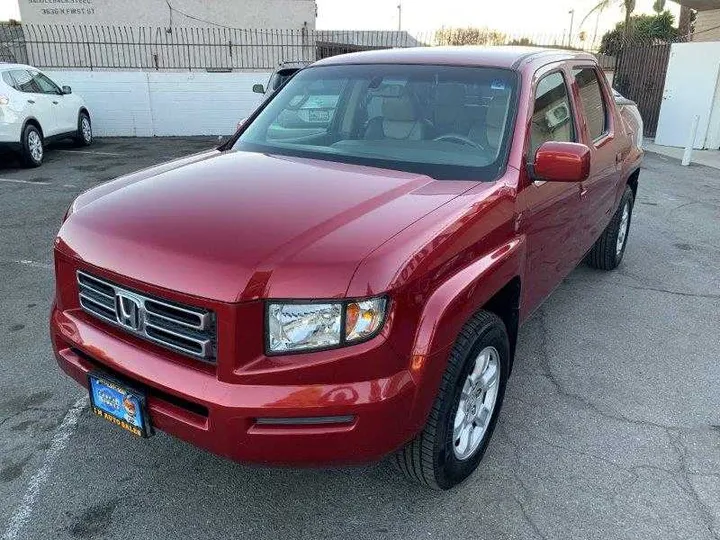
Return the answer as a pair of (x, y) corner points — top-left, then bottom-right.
(77, 271), (216, 362)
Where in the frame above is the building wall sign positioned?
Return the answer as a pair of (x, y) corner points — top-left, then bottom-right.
(19, 0), (316, 28)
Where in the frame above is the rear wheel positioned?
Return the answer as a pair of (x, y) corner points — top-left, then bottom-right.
(587, 185), (634, 270)
(21, 124), (44, 167)
(74, 112), (92, 146)
(393, 310), (509, 489)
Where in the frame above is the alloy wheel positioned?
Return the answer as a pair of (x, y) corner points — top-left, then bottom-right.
(81, 117), (92, 143)
(616, 201), (630, 256)
(28, 131), (43, 163)
(453, 346), (500, 460)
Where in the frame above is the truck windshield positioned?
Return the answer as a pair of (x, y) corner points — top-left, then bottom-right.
(234, 64), (519, 180)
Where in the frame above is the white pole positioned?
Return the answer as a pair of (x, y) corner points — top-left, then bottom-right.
(682, 115), (700, 166)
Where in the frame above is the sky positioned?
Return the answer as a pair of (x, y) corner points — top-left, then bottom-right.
(0, 0), (681, 40)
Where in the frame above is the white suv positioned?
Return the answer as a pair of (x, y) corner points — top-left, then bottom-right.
(1, 63), (92, 167)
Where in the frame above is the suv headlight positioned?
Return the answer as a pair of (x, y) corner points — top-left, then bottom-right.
(267, 297), (387, 353)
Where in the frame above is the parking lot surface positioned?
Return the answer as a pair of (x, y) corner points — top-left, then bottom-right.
(1, 139), (719, 540)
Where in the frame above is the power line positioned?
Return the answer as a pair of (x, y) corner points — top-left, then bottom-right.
(165, 1), (250, 30)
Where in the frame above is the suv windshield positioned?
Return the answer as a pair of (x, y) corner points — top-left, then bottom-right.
(234, 64), (519, 180)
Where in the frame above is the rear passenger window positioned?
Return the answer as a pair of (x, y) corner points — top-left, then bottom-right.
(529, 72), (575, 158)
(9, 70), (40, 93)
(573, 68), (608, 140)
(1, 71), (16, 89)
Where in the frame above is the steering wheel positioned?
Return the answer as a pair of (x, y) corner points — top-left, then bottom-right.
(433, 134), (484, 150)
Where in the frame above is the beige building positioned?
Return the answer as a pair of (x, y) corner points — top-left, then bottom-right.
(18, 0), (317, 29)
(677, 0), (720, 41)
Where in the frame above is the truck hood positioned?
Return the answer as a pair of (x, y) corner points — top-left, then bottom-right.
(57, 150), (471, 302)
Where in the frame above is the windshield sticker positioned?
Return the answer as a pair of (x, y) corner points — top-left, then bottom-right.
(491, 79), (506, 91)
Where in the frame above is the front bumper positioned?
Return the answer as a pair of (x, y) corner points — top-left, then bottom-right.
(51, 305), (419, 465)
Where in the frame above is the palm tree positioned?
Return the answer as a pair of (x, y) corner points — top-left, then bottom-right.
(653, 0), (666, 14)
(582, 0), (637, 43)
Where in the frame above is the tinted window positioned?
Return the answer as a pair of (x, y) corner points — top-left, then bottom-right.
(529, 72), (575, 158)
(1, 71), (16, 89)
(9, 70), (40, 93)
(31, 72), (61, 94)
(236, 64), (519, 180)
(573, 68), (608, 140)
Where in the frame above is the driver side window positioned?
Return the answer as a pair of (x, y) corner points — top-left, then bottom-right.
(30, 71), (61, 95)
(529, 72), (576, 159)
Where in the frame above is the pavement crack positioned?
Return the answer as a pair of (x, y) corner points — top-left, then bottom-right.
(566, 277), (720, 300)
(500, 427), (549, 540)
(533, 307), (676, 432)
(667, 430), (720, 540)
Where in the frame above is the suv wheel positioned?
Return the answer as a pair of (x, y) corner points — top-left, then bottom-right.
(587, 185), (634, 270)
(393, 310), (509, 489)
(21, 124), (44, 167)
(75, 112), (92, 146)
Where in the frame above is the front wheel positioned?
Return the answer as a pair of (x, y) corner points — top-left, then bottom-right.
(587, 185), (634, 270)
(393, 311), (509, 489)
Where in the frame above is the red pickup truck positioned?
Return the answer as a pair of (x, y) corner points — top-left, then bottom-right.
(51, 47), (642, 489)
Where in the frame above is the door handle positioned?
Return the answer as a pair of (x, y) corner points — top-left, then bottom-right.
(52, 100), (59, 105)
(579, 185), (588, 197)
(616, 152), (623, 164)
(27, 99), (35, 104)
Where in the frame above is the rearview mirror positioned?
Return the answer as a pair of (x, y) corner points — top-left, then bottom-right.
(252, 84), (265, 94)
(61, 85), (72, 94)
(531, 141), (590, 183)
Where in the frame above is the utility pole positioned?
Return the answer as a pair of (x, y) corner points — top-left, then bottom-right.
(568, 9), (575, 47)
(398, 1), (402, 31)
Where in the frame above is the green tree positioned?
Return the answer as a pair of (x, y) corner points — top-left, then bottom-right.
(435, 27), (507, 46)
(583, 0), (637, 43)
(599, 10), (679, 54)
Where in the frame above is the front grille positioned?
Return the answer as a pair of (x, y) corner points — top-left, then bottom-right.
(77, 271), (216, 362)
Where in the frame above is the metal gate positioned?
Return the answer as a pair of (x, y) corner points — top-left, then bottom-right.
(0, 23), (27, 64)
(613, 39), (679, 138)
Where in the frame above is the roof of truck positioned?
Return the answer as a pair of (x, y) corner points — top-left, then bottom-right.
(313, 46), (597, 70)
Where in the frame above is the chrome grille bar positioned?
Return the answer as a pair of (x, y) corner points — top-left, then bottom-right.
(76, 271), (216, 362)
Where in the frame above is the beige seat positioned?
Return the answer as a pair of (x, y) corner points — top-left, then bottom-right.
(466, 92), (510, 153)
(433, 83), (467, 136)
(364, 91), (430, 141)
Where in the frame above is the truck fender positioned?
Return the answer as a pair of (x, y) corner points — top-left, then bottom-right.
(405, 235), (526, 433)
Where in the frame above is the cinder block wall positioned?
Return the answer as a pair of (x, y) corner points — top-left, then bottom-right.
(45, 70), (271, 137)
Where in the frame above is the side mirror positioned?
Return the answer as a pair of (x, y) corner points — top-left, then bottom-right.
(252, 84), (265, 94)
(531, 141), (590, 182)
(61, 85), (72, 94)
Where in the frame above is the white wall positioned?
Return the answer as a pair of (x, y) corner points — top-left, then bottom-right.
(45, 70), (270, 137)
(655, 42), (720, 149)
(20, 0), (316, 29)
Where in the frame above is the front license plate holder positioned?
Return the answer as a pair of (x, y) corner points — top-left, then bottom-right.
(87, 372), (153, 438)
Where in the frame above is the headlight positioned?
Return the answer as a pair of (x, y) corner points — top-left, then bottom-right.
(267, 297), (387, 353)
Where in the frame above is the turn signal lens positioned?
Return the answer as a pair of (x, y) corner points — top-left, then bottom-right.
(345, 298), (387, 342)
(0, 95), (9, 106)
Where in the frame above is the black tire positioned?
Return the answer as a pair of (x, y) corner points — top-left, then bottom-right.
(74, 112), (92, 147)
(21, 124), (44, 167)
(393, 310), (509, 489)
(587, 185), (634, 270)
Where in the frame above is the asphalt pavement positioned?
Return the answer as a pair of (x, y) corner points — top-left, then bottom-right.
(1, 139), (718, 540)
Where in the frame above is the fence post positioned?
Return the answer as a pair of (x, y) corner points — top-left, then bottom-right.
(682, 115), (700, 166)
(85, 33), (93, 70)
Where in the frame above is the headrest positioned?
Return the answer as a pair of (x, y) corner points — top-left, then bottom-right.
(436, 83), (465, 105)
(382, 93), (417, 122)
